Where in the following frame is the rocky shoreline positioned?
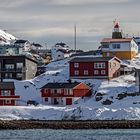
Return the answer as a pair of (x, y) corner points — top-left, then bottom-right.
(0, 120), (140, 129)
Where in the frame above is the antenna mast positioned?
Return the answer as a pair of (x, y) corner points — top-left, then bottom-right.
(74, 24), (77, 53)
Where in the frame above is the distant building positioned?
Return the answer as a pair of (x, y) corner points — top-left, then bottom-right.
(0, 44), (23, 55)
(0, 55), (37, 80)
(51, 42), (71, 61)
(41, 82), (91, 105)
(0, 82), (20, 106)
(133, 37), (140, 52)
(101, 22), (138, 60)
(14, 40), (31, 52)
(31, 43), (43, 50)
(69, 56), (121, 80)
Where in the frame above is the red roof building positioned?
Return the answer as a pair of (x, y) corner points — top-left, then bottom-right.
(41, 82), (91, 105)
(0, 82), (20, 106)
(69, 56), (121, 80)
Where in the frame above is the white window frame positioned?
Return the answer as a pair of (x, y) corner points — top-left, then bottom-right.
(1, 90), (11, 96)
(5, 100), (11, 104)
(84, 70), (88, 75)
(112, 44), (120, 49)
(74, 63), (79, 68)
(74, 70), (79, 75)
(101, 70), (106, 75)
(94, 63), (105, 69)
(94, 70), (99, 75)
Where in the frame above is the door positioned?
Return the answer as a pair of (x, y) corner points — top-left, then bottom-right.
(66, 98), (72, 105)
(54, 98), (59, 105)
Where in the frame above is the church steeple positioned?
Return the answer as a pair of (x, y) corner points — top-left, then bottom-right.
(112, 22), (122, 39)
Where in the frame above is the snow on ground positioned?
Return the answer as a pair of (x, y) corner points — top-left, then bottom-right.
(2, 56), (140, 120)
(6, 59), (70, 105)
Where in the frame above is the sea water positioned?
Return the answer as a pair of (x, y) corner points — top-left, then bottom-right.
(0, 129), (140, 140)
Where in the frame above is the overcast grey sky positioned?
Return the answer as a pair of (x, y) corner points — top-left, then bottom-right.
(0, 0), (140, 50)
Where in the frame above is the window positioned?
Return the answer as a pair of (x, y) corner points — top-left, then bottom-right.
(5, 100), (11, 104)
(112, 44), (120, 49)
(1, 90), (11, 96)
(74, 63), (79, 68)
(74, 70), (79, 75)
(94, 70), (99, 75)
(94, 63), (105, 69)
(64, 89), (73, 95)
(5, 73), (12, 78)
(84, 70), (88, 75)
(45, 89), (48, 93)
(16, 73), (22, 79)
(101, 70), (106, 75)
(45, 98), (48, 102)
(5, 64), (14, 70)
(16, 63), (23, 70)
(102, 45), (109, 48)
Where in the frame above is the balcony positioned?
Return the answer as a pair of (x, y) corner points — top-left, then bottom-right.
(0, 68), (25, 72)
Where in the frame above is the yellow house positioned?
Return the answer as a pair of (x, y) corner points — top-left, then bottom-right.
(100, 23), (138, 60)
(101, 38), (138, 60)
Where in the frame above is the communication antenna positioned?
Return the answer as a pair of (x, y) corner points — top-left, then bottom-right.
(74, 24), (77, 53)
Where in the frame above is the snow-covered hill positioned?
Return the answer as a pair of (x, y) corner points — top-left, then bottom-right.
(0, 29), (16, 45)
(1, 57), (140, 120)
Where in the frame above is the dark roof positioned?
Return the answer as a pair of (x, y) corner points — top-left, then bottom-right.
(70, 56), (114, 62)
(0, 82), (15, 89)
(41, 82), (80, 89)
(55, 42), (66, 47)
(0, 44), (23, 48)
(71, 50), (102, 57)
(0, 55), (37, 64)
(15, 40), (29, 44)
(32, 43), (43, 47)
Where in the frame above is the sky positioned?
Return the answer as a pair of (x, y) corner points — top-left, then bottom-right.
(0, 0), (140, 50)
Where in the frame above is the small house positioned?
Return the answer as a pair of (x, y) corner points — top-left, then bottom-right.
(0, 82), (20, 106)
(41, 82), (91, 105)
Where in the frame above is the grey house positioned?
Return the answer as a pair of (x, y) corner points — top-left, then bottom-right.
(0, 55), (37, 80)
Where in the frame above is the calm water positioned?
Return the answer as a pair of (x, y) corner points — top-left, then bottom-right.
(0, 129), (140, 140)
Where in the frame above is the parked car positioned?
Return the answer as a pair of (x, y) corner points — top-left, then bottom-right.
(27, 100), (39, 106)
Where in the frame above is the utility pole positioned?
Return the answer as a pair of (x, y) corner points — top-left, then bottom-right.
(74, 24), (77, 53)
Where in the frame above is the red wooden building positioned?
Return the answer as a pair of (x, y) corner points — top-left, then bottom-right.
(69, 56), (121, 80)
(41, 82), (91, 105)
(0, 82), (20, 106)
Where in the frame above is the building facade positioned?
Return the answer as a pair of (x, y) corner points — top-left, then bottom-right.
(0, 82), (20, 106)
(69, 56), (121, 80)
(41, 82), (91, 105)
(0, 55), (37, 80)
(101, 23), (138, 60)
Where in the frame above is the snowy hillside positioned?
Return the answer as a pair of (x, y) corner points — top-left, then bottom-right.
(0, 29), (16, 45)
(2, 57), (140, 120)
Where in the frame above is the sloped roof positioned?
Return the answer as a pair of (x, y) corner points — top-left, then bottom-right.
(15, 40), (28, 44)
(41, 82), (80, 89)
(70, 56), (114, 62)
(0, 82), (15, 89)
(101, 38), (133, 43)
(114, 23), (119, 28)
(71, 50), (102, 57)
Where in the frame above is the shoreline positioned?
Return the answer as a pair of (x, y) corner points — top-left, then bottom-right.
(0, 120), (140, 129)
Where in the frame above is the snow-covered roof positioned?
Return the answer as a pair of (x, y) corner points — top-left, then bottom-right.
(70, 56), (117, 62)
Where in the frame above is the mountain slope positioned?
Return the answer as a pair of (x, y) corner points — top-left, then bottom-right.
(0, 29), (16, 45)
